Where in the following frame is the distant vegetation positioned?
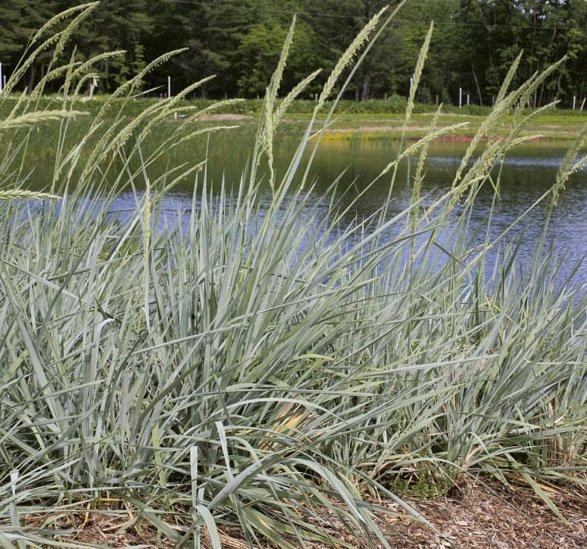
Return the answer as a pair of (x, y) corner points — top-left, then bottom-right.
(1, 0), (587, 107)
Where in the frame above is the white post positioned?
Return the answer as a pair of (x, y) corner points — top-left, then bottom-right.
(581, 98), (586, 111)
(459, 87), (462, 108)
(89, 76), (97, 99)
(0, 62), (3, 94)
(467, 94), (470, 106)
(573, 95), (576, 110)
(167, 76), (171, 98)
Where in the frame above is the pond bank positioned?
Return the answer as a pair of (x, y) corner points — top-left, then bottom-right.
(2, 95), (585, 142)
(287, 111), (587, 141)
(197, 111), (586, 141)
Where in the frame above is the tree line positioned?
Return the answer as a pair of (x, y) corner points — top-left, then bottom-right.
(1, 0), (586, 107)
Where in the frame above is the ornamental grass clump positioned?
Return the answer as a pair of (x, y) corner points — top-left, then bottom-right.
(0, 3), (585, 548)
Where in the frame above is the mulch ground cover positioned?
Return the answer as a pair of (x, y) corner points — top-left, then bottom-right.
(13, 478), (586, 548)
(377, 478), (586, 548)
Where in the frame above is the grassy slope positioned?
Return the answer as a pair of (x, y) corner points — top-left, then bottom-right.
(1, 96), (586, 141)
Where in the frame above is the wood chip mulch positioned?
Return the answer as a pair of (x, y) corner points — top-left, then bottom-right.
(375, 478), (587, 548)
(13, 479), (587, 548)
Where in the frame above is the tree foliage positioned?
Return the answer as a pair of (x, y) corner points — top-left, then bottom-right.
(0, 0), (586, 106)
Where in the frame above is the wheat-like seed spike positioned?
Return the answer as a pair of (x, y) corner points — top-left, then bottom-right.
(72, 72), (100, 97)
(552, 123), (587, 205)
(28, 5), (99, 97)
(188, 99), (245, 121)
(92, 49), (188, 127)
(495, 51), (524, 104)
(136, 76), (218, 142)
(140, 147), (152, 333)
(405, 22), (434, 125)
(29, 2), (98, 45)
(0, 190), (60, 201)
(61, 49), (78, 96)
(3, 34), (62, 95)
(259, 16), (297, 192)
(0, 110), (87, 131)
(70, 51), (125, 95)
(274, 69), (322, 128)
(373, 122), (469, 183)
(172, 126), (240, 147)
(316, 7), (387, 111)
(30, 64), (79, 98)
(50, 5), (97, 79)
(413, 105), (442, 210)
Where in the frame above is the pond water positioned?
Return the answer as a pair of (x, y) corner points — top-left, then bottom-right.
(124, 136), (585, 290)
(19, 131), (587, 291)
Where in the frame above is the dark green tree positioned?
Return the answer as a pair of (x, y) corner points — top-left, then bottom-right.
(57, 0), (154, 91)
(0, 0), (60, 90)
(300, 0), (404, 100)
(1, 0), (586, 105)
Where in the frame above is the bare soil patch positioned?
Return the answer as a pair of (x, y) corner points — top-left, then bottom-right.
(198, 113), (253, 121)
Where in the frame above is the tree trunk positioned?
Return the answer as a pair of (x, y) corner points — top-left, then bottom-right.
(361, 72), (371, 101)
(27, 65), (36, 94)
(472, 65), (483, 106)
